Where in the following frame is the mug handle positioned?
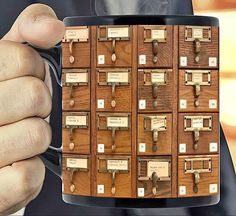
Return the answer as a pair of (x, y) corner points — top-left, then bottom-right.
(31, 45), (63, 178)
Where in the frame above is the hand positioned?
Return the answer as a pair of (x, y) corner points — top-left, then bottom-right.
(0, 4), (65, 214)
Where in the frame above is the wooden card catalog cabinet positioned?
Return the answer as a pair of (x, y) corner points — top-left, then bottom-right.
(97, 26), (132, 67)
(137, 114), (172, 155)
(178, 114), (219, 154)
(97, 113), (131, 154)
(97, 156), (131, 197)
(62, 26), (90, 68)
(96, 69), (131, 112)
(178, 155), (219, 197)
(62, 112), (90, 154)
(62, 155), (90, 196)
(62, 69), (90, 111)
(179, 70), (218, 112)
(138, 69), (173, 112)
(179, 26), (219, 68)
(137, 157), (171, 198)
(138, 26), (173, 68)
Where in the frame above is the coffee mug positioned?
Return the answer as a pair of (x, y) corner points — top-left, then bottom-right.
(36, 15), (220, 208)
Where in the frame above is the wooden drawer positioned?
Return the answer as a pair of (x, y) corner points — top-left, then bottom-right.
(62, 26), (90, 68)
(179, 70), (219, 112)
(97, 26), (132, 67)
(179, 26), (219, 69)
(178, 155), (219, 197)
(96, 69), (132, 112)
(138, 69), (173, 112)
(137, 114), (172, 155)
(62, 112), (90, 154)
(137, 157), (171, 198)
(62, 69), (90, 111)
(96, 113), (131, 154)
(62, 155), (90, 196)
(96, 156), (132, 197)
(178, 113), (219, 155)
(138, 25), (173, 68)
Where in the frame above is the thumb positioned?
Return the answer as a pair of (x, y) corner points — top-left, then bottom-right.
(2, 3), (65, 49)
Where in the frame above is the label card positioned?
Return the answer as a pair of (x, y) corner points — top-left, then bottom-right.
(97, 99), (105, 109)
(180, 56), (187, 66)
(151, 29), (165, 40)
(107, 160), (128, 171)
(108, 27), (129, 38)
(107, 117), (128, 128)
(209, 184), (218, 193)
(65, 28), (89, 41)
(97, 185), (104, 194)
(98, 55), (105, 64)
(179, 143), (186, 153)
(180, 99), (187, 109)
(107, 72), (129, 83)
(66, 72), (88, 83)
(192, 72), (203, 83)
(139, 100), (146, 109)
(179, 186), (186, 195)
(193, 28), (203, 39)
(138, 188), (145, 197)
(191, 117), (203, 129)
(147, 161), (169, 178)
(151, 117), (166, 130)
(66, 115), (87, 126)
(139, 55), (146, 65)
(139, 143), (146, 153)
(151, 72), (165, 83)
(209, 142), (218, 152)
(66, 158), (88, 169)
(98, 144), (105, 153)
(209, 57), (217, 67)
(209, 99), (217, 109)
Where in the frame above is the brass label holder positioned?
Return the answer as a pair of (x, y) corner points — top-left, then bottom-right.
(184, 116), (212, 150)
(97, 69), (131, 108)
(97, 25), (131, 63)
(144, 116), (167, 152)
(184, 157), (212, 193)
(62, 69), (89, 108)
(143, 26), (167, 64)
(184, 26), (211, 63)
(138, 158), (171, 196)
(63, 26), (89, 64)
(98, 158), (129, 195)
(185, 70), (211, 107)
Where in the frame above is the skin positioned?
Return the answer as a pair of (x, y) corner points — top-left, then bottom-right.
(0, 4), (65, 215)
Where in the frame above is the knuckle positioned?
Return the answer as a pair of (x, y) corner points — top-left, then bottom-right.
(27, 118), (52, 153)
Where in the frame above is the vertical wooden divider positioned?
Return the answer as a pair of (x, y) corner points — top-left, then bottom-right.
(132, 25), (138, 198)
(91, 26), (97, 196)
(172, 26), (179, 197)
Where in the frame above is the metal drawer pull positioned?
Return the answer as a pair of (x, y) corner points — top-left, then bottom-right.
(69, 40), (75, 64)
(152, 172), (158, 195)
(194, 39), (201, 63)
(111, 83), (116, 108)
(111, 128), (116, 152)
(193, 171), (200, 193)
(111, 39), (117, 62)
(111, 171), (116, 195)
(152, 40), (158, 64)
(152, 129), (158, 152)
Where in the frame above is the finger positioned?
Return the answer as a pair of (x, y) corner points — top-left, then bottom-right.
(0, 76), (52, 125)
(0, 118), (51, 168)
(2, 3), (65, 49)
(1, 183), (43, 215)
(0, 157), (45, 214)
(0, 41), (45, 82)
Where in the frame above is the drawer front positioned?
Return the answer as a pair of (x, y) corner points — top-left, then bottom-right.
(62, 69), (90, 111)
(96, 69), (132, 112)
(138, 25), (173, 68)
(179, 70), (219, 112)
(62, 112), (90, 154)
(97, 26), (132, 67)
(137, 114), (172, 155)
(137, 157), (172, 198)
(178, 155), (219, 197)
(179, 26), (219, 68)
(97, 113), (131, 154)
(96, 156), (131, 197)
(178, 113), (219, 155)
(62, 26), (90, 68)
(138, 69), (173, 112)
(62, 155), (90, 196)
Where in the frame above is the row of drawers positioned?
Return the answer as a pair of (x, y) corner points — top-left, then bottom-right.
(62, 26), (219, 69)
(62, 154), (219, 198)
(63, 69), (219, 112)
(63, 112), (219, 155)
